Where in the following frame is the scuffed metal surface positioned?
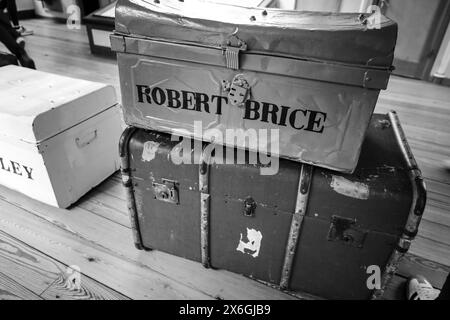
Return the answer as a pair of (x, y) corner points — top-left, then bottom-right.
(115, 0), (397, 67)
(200, 148), (211, 268)
(118, 53), (380, 173)
(371, 238), (410, 299)
(280, 164), (313, 290)
(330, 175), (370, 200)
(112, 0), (398, 173)
(372, 112), (426, 300)
(119, 126), (145, 250)
(389, 112), (426, 238)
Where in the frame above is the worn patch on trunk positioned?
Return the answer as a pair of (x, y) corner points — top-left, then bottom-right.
(330, 175), (369, 200)
(141, 141), (160, 162)
(236, 228), (263, 258)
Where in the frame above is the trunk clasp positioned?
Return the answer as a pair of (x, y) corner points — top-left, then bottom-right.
(152, 179), (179, 205)
(225, 74), (250, 107)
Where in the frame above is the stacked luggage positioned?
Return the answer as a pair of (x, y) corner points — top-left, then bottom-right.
(111, 0), (426, 300)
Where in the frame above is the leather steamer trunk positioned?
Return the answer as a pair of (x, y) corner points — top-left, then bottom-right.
(0, 66), (123, 208)
(111, 0), (397, 173)
(119, 111), (426, 300)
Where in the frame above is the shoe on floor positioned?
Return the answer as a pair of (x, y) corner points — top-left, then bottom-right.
(407, 275), (441, 300)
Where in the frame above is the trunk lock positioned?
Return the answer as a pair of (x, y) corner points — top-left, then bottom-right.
(152, 179), (179, 204)
(223, 74), (250, 107)
(243, 196), (257, 217)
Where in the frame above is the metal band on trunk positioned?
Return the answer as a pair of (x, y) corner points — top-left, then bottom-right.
(199, 147), (212, 268)
(280, 164), (314, 290)
(118, 126), (145, 250)
(110, 34), (391, 90)
(371, 111), (427, 299)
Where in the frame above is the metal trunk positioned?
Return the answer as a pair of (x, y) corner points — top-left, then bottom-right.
(112, 0), (398, 173)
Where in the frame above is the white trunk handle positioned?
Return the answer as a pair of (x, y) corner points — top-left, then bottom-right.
(75, 130), (98, 148)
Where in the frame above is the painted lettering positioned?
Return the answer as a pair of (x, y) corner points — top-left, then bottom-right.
(0, 157), (10, 172)
(211, 95), (227, 115)
(194, 92), (210, 113)
(261, 102), (279, 124)
(305, 110), (327, 133)
(0, 156), (34, 180)
(23, 165), (34, 180)
(151, 87), (166, 105)
(278, 106), (290, 127)
(166, 89), (181, 109)
(136, 85), (151, 103)
(243, 100), (260, 120)
(10, 161), (22, 176)
(289, 109), (308, 130)
(135, 85), (328, 134)
(181, 90), (196, 111)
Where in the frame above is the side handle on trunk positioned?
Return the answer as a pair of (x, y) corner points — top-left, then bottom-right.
(75, 130), (97, 148)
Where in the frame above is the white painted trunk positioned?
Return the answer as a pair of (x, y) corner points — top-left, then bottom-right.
(0, 66), (124, 208)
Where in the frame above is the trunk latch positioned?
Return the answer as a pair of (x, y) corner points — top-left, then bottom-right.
(152, 179), (179, 204)
(223, 34), (247, 70)
(327, 215), (367, 248)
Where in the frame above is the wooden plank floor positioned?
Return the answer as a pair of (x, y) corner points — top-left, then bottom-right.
(0, 18), (449, 300)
